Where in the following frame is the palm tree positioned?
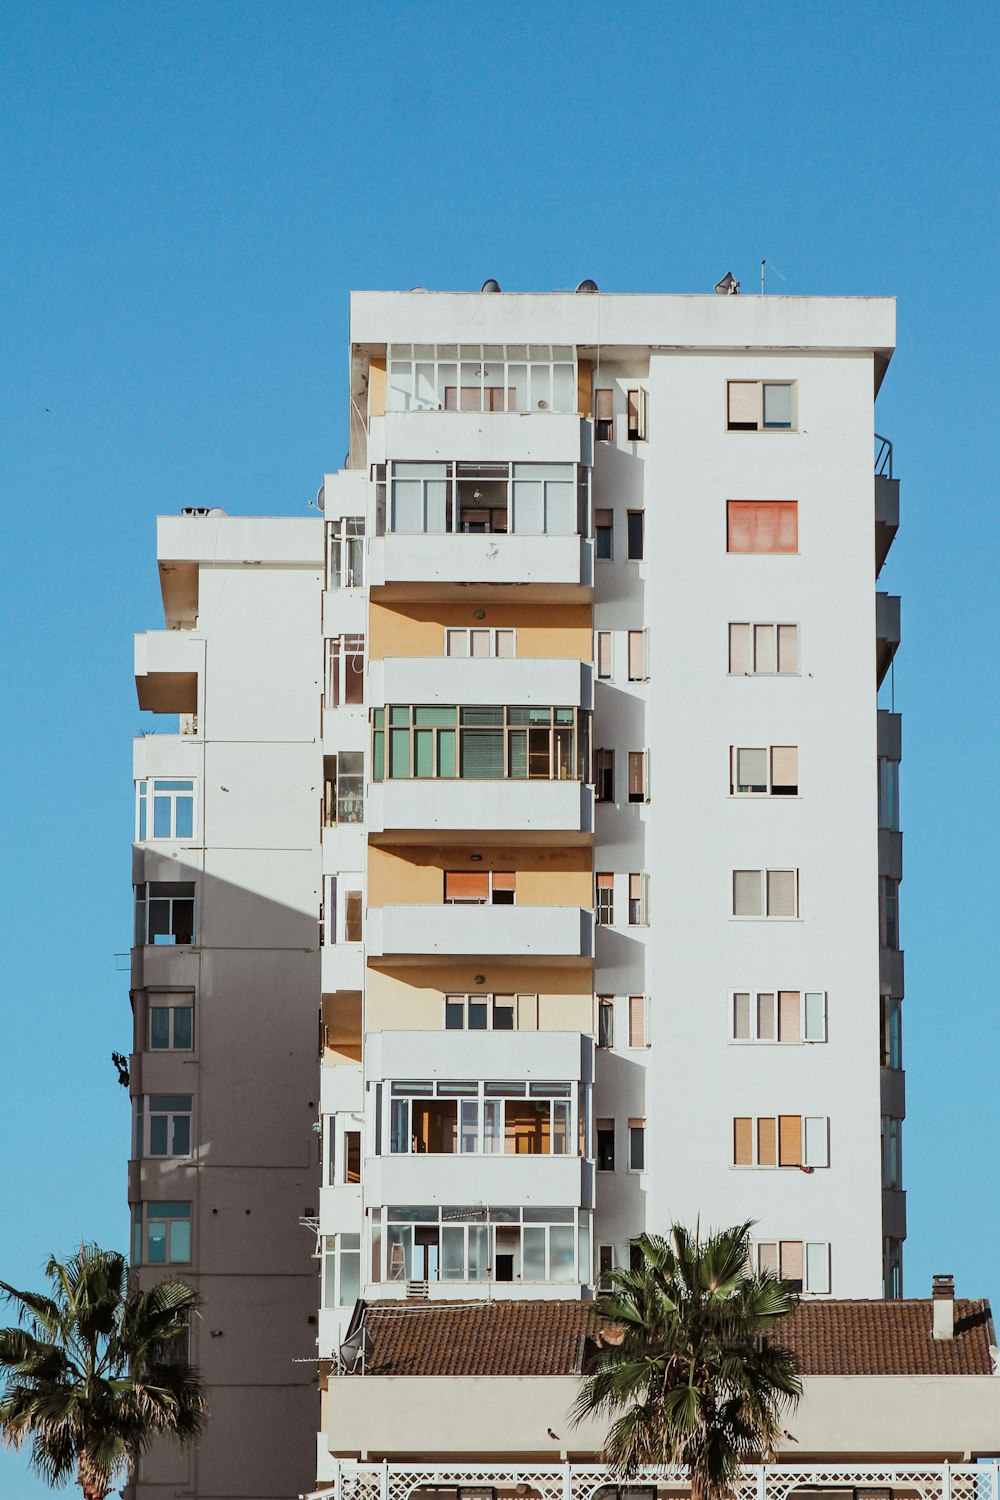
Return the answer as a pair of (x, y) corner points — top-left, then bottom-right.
(572, 1223), (801, 1500)
(0, 1243), (206, 1500)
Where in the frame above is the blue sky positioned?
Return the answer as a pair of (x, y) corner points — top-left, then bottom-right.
(1, 2), (998, 1492)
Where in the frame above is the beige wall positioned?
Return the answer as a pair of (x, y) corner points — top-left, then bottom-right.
(368, 844), (592, 906)
(365, 964), (593, 1033)
(326, 1372), (1000, 1462)
(369, 601), (592, 661)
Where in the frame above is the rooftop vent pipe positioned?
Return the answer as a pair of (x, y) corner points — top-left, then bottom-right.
(481, 278), (501, 293)
(932, 1273), (955, 1340)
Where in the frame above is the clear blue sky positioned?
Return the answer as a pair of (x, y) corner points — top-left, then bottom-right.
(1, 2), (997, 1492)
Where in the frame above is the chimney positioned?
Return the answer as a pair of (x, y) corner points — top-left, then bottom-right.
(932, 1273), (955, 1340)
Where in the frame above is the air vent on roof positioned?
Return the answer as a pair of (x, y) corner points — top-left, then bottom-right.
(576, 279), (599, 293)
(181, 507), (210, 517)
(481, 278), (501, 293)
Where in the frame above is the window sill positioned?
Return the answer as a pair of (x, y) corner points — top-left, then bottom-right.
(729, 916), (802, 923)
(729, 793), (801, 800)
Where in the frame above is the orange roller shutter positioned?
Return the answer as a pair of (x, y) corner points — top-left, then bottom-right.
(777, 624), (798, 672)
(778, 1115), (802, 1166)
(758, 1117), (777, 1166)
(445, 871), (489, 901)
(771, 745), (798, 790)
(734, 1118), (753, 1166)
(780, 1241), (804, 1281)
(778, 991), (801, 1041)
(728, 381), (758, 427)
(492, 872), (516, 893)
(729, 623), (751, 674)
(727, 501), (798, 554)
(628, 995), (646, 1047)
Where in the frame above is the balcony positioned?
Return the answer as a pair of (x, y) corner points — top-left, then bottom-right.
(321, 944), (366, 992)
(878, 828), (903, 880)
(366, 904), (593, 966)
(880, 946), (905, 998)
(876, 592), (900, 687)
(369, 657), (591, 710)
(877, 709), (902, 760)
(881, 1066), (906, 1120)
(368, 533), (592, 601)
(882, 1186), (907, 1240)
(874, 434), (899, 578)
(366, 778), (593, 845)
(363, 1151), (588, 1210)
(134, 631), (201, 714)
(370, 411), (590, 466)
(366, 1029), (593, 1083)
(320, 1065), (363, 1116)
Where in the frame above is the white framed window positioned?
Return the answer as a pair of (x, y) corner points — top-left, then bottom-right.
(595, 872), (614, 926)
(148, 995), (194, 1051)
(627, 387), (648, 442)
(322, 1233), (361, 1308)
(595, 631), (613, 679)
(595, 508), (613, 560)
(733, 1114), (829, 1168)
(628, 994), (649, 1048)
(323, 874), (363, 945)
(136, 780), (195, 841)
(728, 622), (799, 675)
(132, 1201), (191, 1266)
(444, 993), (524, 1031)
(730, 746), (798, 796)
(732, 869), (798, 919)
(443, 869), (515, 904)
(753, 1239), (830, 1295)
(627, 750), (648, 803)
(731, 990), (827, 1044)
(627, 629), (648, 681)
(626, 511), (645, 561)
(597, 996), (615, 1048)
(325, 635), (365, 708)
(387, 344), (576, 415)
(628, 1120), (646, 1172)
(595, 748), (615, 803)
(628, 873), (649, 926)
(727, 380), (796, 432)
(595, 388), (614, 441)
(134, 883), (195, 946)
(327, 1116), (362, 1185)
(596, 1119), (615, 1171)
(323, 751), (364, 827)
(445, 627), (515, 659)
(386, 1079), (575, 1158)
(326, 516), (365, 589)
(136, 1095), (193, 1159)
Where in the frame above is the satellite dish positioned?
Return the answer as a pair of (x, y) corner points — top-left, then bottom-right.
(481, 278), (501, 293)
(714, 272), (740, 295)
(576, 278), (599, 293)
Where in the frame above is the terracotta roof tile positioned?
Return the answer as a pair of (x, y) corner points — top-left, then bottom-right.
(361, 1298), (996, 1379)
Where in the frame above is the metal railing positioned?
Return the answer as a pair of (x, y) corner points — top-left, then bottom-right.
(875, 433), (893, 479)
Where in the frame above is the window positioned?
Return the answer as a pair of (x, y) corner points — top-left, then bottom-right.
(627, 388), (647, 441)
(595, 749), (615, 803)
(595, 508), (613, 560)
(326, 516), (365, 589)
(323, 751), (364, 827)
(387, 344), (576, 415)
(444, 993), (522, 1030)
(628, 995), (648, 1048)
(732, 1114), (829, 1168)
(136, 780), (195, 841)
(444, 870), (515, 904)
(597, 997), (615, 1048)
(596, 631), (613, 679)
(134, 883), (195, 946)
(595, 388), (614, 441)
(596, 872), (614, 926)
(732, 869), (798, 918)
(325, 635), (365, 708)
(384, 460), (582, 537)
(880, 876), (900, 949)
(446, 627), (515, 658)
(322, 874), (364, 946)
(879, 757), (900, 830)
(626, 511), (645, 561)
(628, 873), (648, 926)
(731, 990), (826, 1043)
(598, 1243), (616, 1292)
(727, 501), (798, 554)
(627, 750), (648, 803)
(881, 994), (902, 1069)
(883, 1236), (903, 1299)
(371, 705), (590, 784)
(628, 1120), (646, 1172)
(730, 746), (798, 796)
(387, 1080), (575, 1158)
(728, 622), (799, 675)
(752, 1239), (830, 1295)
(149, 997), (194, 1051)
(596, 1119), (615, 1171)
(727, 380), (795, 432)
(322, 1233), (361, 1308)
(373, 1203), (589, 1286)
(882, 1116), (902, 1189)
(627, 630), (647, 681)
(133, 1202), (191, 1266)
(137, 1095), (193, 1158)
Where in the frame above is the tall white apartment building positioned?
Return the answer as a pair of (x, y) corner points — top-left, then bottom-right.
(129, 286), (903, 1500)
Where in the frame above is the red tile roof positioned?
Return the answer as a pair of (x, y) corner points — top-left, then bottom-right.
(360, 1297), (997, 1379)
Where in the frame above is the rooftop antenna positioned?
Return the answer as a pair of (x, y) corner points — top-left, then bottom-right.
(761, 259), (787, 294)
